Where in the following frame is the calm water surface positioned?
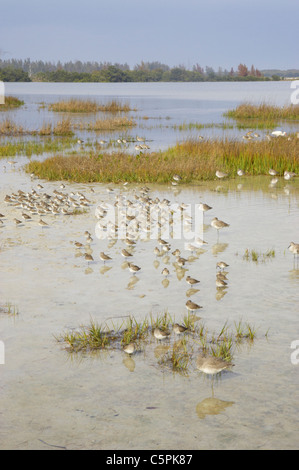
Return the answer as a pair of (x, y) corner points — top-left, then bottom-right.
(0, 82), (298, 450)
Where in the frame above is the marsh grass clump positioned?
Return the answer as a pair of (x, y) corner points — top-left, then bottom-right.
(243, 248), (276, 263)
(234, 320), (257, 342)
(0, 96), (24, 111)
(0, 137), (77, 158)
(56, 315), (262, 376)
(26, 136), (299, 183)
(224, 102), (299, 121)
(48, 98), (133, 114)
(56, 318), (112, 352)
(0, 119), (27, 136)
(97, 100), (134, 113)
(74, 116), (136, 132)
(49, 99), (101, 113)
(149, 311), (173, 330)
(53, 118), (74, 136)
(0, 302), (19, 316)
(159, 338), (191, 374)
(121, 315), (149, 345)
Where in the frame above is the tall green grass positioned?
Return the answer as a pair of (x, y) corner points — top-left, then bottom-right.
(26, 136), (299, 183)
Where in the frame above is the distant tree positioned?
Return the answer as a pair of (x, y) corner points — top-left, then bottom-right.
(193, 63), (204, 74)
(237, 64), (249, 77)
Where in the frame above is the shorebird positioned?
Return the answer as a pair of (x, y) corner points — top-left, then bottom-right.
(288, 242), (299, 259)
(128, 263), (141, 274)
(237, 169), (245, 176)
(216, 261), (229, 270)
(199, 203), (212, 213)
(269, 168), (277, 176)
(100, 252), (112, 263)
(216, 278), (228, 288)
(123, 343), (136, 355)
(216, 272), (228, 281)
(154, 327), (171, 341)
(161, 267), (170, 277)
(38, 219), (48, 227)
(14, 218), (22, 226)
(211, 217), (230, 234)
(85, 253), (94, 263)
(186, 300), (202, 312)
(173, 323), (188, 335)
(173, 174), (182, 182)
(271, 130), (286, 137)
(196, 355), (234, 375)
(284, 171), (296, 180)
(216, 170), (228, 179)
(77, 139), (84, 145)
(121, 248), (133, 259)
(186, 276), (200, 286)
(177, 257), (187, 267)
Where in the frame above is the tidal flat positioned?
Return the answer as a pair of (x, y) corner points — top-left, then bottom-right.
(0, 82), (298, 450)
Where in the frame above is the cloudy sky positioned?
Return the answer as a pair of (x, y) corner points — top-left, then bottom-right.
(0, 0), (298, 70)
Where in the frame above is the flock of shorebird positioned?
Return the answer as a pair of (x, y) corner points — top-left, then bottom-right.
(2, 183), (92, 229)
(2, 169), (298, 376)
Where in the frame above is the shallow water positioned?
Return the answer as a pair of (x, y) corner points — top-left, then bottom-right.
(0, 82), (299, 450)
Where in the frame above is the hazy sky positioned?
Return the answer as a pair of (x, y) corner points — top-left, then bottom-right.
(1, 0), (298, 70)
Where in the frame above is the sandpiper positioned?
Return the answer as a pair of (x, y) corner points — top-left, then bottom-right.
(85, 253), (94, 263)
(199, 202), (212, 212)
(216, 261), (229, 270)
(173, 174), (182, 182)
(211, 217), (230, 233)
(186, 300), (202, 312)
(216, 272), (228, 281)
(173, 323), (188, 335)
(288, 242), (299, 259)
(154, 327), (171, 341)
(121, 248), (133, 258)
(269, 168), (277, 176)
(161, 267), (170, 277)
(128, 263), (141, 274)
(216, 170), (228, 179)
(216, 278), (228, 288)
(100, 252), (112, 263)
(38, 219), (48, 227)
(14, 218), (22, 226)
(196, 355), (234, 375)
(186, 276), (200, 286)
(237, 169), (245, 176)
(123, 343), (136, 355)
(177, 256), (187, 267)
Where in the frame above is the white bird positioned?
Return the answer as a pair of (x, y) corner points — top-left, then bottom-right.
(271, 131), (286, 137)
(216, 170), (228, 179)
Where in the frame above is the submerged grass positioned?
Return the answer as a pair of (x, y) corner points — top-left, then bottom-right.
(0, 137), (77, 158)
(0, 302), (19, 316)
(27, 136), (299, 183)
(56, 314), (261, 375)
(242, 248), (276, 263)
